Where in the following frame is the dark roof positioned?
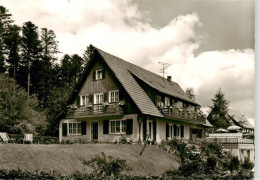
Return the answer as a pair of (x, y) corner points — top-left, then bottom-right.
(228, 114), (254, 129)
(63, 46), (203, 119)
(96, 48), (199, 106)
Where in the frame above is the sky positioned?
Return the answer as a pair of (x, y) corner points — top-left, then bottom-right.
(0, 0), (255, 125)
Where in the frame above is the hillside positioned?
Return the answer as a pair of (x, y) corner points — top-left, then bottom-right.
(0, 144), (179, 176)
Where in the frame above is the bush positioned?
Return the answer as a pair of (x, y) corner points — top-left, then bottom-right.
(83, 152), (132, 178)
(229, 157), (240, 172)
(242, 159), (254, 170)
(178, 158), (204, 176)
(206, 156), (217, 171)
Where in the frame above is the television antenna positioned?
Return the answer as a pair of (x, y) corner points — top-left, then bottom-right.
(159, 62), (172, 79)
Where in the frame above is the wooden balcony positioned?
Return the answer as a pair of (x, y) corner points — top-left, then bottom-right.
(159, 106), (206, 124)
(66, 103), (124, 118)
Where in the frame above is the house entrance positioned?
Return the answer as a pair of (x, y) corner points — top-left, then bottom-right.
(92, 122), (98, 140)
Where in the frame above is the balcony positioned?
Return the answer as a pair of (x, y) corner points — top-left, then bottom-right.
(159, 106), (206, 124)
(66, 102), (124, 118)
(206, 137), (254, 144)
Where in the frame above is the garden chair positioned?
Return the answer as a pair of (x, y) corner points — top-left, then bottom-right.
(23, 134), (33, 144)
(0, 132), (11, 143)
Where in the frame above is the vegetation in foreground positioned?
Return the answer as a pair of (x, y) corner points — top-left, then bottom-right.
(0, 139), (253, 179)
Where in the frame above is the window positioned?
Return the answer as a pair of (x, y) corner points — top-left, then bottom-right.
(81, 95), (89, 106)
(109, 90), (119, 103)
(110, 120), (126, 134)
(169, 124), (174, 139)
(68, 122), (81, 135)
(95, 69), (103, 80)
(94, 93), (104, 104)
(147, 120), (153, 140)
(165, 97), (170, 106)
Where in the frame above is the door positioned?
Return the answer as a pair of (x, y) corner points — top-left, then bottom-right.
(92, 122), (98, 140)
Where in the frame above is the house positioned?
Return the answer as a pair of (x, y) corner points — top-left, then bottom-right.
(58, 46), (209, 144)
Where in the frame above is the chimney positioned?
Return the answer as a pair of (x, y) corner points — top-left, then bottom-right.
(167, 76), (172, 82)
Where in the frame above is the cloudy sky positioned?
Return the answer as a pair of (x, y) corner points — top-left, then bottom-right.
(0, 0), (255, 125)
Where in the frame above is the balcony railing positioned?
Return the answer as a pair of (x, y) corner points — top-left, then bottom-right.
(206, 137), (254, 144)
(66, 103), (124, 118)
(159, 106), (206, 124)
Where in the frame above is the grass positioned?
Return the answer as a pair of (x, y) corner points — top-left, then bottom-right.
(0, 144), (179, 176)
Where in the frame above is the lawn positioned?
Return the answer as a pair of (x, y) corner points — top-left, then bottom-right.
(0, 144), (179, 176)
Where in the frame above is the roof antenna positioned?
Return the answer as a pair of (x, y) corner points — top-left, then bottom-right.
(159, 62), (172, 79)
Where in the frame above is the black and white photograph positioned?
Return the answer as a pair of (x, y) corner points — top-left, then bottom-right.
(0, 0), (255, 179)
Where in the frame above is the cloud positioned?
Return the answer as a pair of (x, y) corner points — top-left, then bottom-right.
(0, 0), (254, 124)
(167, 49), (255, 123)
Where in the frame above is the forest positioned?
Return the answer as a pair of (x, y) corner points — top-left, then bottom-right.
(0, 5), (94, 136)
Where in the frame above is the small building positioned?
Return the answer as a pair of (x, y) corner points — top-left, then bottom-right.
(207, 133), (254, 163)
(58, 46), (209, 144)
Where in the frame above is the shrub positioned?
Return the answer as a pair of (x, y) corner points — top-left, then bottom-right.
(229, 156), (240, 172)
(83, 152), (132, 178)
(168, 138), (190, 163)
(242, 159), (254, 170)
(178, 158), (204, 176)
(206, 156), (217, 171)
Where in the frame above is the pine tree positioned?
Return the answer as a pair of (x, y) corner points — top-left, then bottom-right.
(208, 88), (230, 129)
(35, 28), (59, 107)
(83, 44), (95, 66)
(19, 21), (42, 98)
(0, 6), (13, 73)
(4, 24), (21, 78)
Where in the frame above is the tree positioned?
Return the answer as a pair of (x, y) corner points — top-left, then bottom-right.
(4, 24), (21, 78)
(83, 44), (95, 65)
(34, 28), (59, 107)
(19, 21), (42, 98)
(185, 87), (195, 101)
(0, 74), (46, 134)
(0, 6), (13, 73)
(208, 88), (230, 129)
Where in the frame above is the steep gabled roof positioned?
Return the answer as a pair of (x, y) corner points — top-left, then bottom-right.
(96, 48), (199, 106)
(65, 46), (202, 119)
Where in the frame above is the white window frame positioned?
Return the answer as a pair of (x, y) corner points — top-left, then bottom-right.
(94, 93), (104, 104)
(165, 97), (170, 106)
(110, 120), (126, 134)
(95, 69), (103, 80)
(169, 124), (174, 139)
(68, 122), (81, 135)
(109, 90), (119, 103)
(147, 120), (153, 140)
(80, 95), (89, 106)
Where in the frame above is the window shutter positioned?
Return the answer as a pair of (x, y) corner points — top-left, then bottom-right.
(104, 93), (108, 102)
(126, 119), (133, 135)
(119, 89), (124, 101)
(81, 121), (87, 135)
(143, 119), (147, 141)
(62, 123), (67, 136)
(89, 95), (93, 104)
(93, 70), (96, 80)
(153, 120), (156, 142)
(102, 69), (105, 79)
(174, 124), (177, 136)
(103, 120), (109, 134)
(76, 96), (80, 106)
(166, 123), (169, 139)
(181, 125), (184, 138)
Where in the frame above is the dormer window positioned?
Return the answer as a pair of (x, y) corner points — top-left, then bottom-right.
(95, 69), (104, 80)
